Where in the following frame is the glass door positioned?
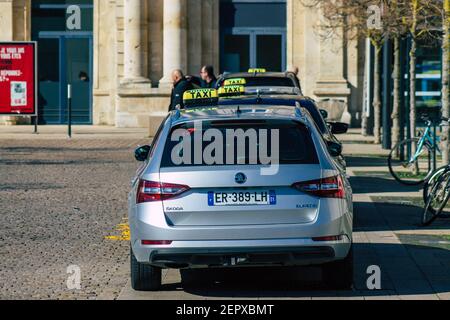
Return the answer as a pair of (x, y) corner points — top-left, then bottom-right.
(221, 29), (286, 73)
(36, 35), (92, 124)
(64, 37), (92, 124)
(222, 34), (251, 73)
(37, 38), (61, 124)
(256, 35), (283, 72)
(32, 0), (93, 124)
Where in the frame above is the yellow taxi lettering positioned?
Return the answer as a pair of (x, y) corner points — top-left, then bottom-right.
(248, 68), (266, 73)
(224, 78), (246, 86)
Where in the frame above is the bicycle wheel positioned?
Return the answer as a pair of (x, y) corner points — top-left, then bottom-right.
(388, 138), (434, 186)
(422, 169), (450, 226)
(423, 166), (447, 205)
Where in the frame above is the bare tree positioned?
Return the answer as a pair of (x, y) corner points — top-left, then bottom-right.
(303, 0), (387, 143)
(400, 0), (442, 140)
(369, 32), (383, 144)
(392, 36), (402, 146)
(385, 1), (409, 147)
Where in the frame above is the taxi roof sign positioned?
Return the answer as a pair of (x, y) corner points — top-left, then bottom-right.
(224, 78), (247, 86)
(248, 68), (266, 73)
(183, 89), (218, 107)
(218, 85), (245, 97)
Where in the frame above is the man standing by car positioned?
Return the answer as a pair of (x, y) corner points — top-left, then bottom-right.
(168, 69), (194, 111)
(200, 65), (217, 88)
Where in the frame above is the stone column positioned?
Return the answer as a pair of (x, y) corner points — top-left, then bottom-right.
(0, 0), (13, 41)
(159, 0), (187, 88)
(121, 0), (151, 85)
(0, 0), (15, 126)
(313, 5), (351, 123)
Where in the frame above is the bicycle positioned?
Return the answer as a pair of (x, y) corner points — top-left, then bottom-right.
(422, 164), (450, 226)
(388, 116), (441, 186)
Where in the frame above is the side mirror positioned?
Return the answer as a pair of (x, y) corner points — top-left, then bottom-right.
(329, 122), (349, 135)
(320, 109), (329, 120)
(327, 141), (343, 157)
(135, 145), (151, 162)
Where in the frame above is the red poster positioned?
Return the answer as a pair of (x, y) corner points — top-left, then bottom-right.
(0, 42), (37, 116)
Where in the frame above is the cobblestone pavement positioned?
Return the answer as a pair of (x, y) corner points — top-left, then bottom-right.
(0, 139), (148, 300)
(1, 137), (450, 300)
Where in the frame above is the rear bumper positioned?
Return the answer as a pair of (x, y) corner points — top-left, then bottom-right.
(132, 238), (352, 268)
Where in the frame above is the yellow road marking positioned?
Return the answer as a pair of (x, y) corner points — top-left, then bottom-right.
(105, 218), (130, 241)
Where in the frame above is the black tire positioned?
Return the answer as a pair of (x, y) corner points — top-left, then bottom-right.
(130, 247), (162, 291)
(322, 246), (354, 290)
(423, 166), (447, 207)
(423, 166), (447, 203)
(388, 138), (434, 186)
(422, 170), (450, 226)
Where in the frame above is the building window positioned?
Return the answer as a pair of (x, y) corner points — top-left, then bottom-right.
(220, 0), (287, 73)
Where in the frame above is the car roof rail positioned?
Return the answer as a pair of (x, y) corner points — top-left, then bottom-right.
(295, 102), (307, 121)
(173, 108), (181, 121)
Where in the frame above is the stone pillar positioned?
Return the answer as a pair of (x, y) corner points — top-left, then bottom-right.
(121, 0), (151, 86)
(313, 5), (351, 123)
(0, 0), (13, 41)
(0, 0), (15, 126)
(159, 0), (187, 88)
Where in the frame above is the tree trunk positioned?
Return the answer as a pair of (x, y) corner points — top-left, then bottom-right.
(362, 63), (370, 136)
(362, 38), (372, 137)
(392, 37), (401, 146)
(373, 45), (382, 144)
(442, 0), (450, 165)
(409, 36), (417, 140)
(409, 0), (418, 141)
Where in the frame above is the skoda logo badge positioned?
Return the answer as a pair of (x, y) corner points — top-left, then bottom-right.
(235, 173), (247, 184)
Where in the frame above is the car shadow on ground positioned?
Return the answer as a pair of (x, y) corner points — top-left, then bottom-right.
(354, 200), (450, 232)
(154, 242), (450, 299)
(345, 156), (390, 168)
(349, 176), (422, 194)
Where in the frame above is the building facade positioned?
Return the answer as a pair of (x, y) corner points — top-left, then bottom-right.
(0, 0), (365, 133)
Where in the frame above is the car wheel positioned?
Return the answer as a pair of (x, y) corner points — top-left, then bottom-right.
(130, 247), (162, 291)
(322, 246), (354, 290)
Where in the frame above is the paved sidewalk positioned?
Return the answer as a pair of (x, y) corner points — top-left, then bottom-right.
(340, 129), (390, 157)
(0, 125), (149, 140)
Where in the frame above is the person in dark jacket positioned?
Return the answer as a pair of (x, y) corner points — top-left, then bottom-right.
(168, 69), (194, 111)
(200, 65), (217, 88)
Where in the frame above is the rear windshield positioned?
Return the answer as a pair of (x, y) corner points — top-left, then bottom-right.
(241, 77), (295, 87)
(161, 120), (319, 168)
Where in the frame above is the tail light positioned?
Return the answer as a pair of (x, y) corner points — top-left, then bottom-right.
(312, 235), (343, 242)
(292, 176), (345, 199)
(142, 240), (173, 246)
(137, 180), (190, 203)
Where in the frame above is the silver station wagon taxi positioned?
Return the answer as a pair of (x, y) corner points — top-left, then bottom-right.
(128, 91), (353, 291)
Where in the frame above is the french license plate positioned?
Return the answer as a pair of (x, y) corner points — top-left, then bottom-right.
(208, 191), (277, 207)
